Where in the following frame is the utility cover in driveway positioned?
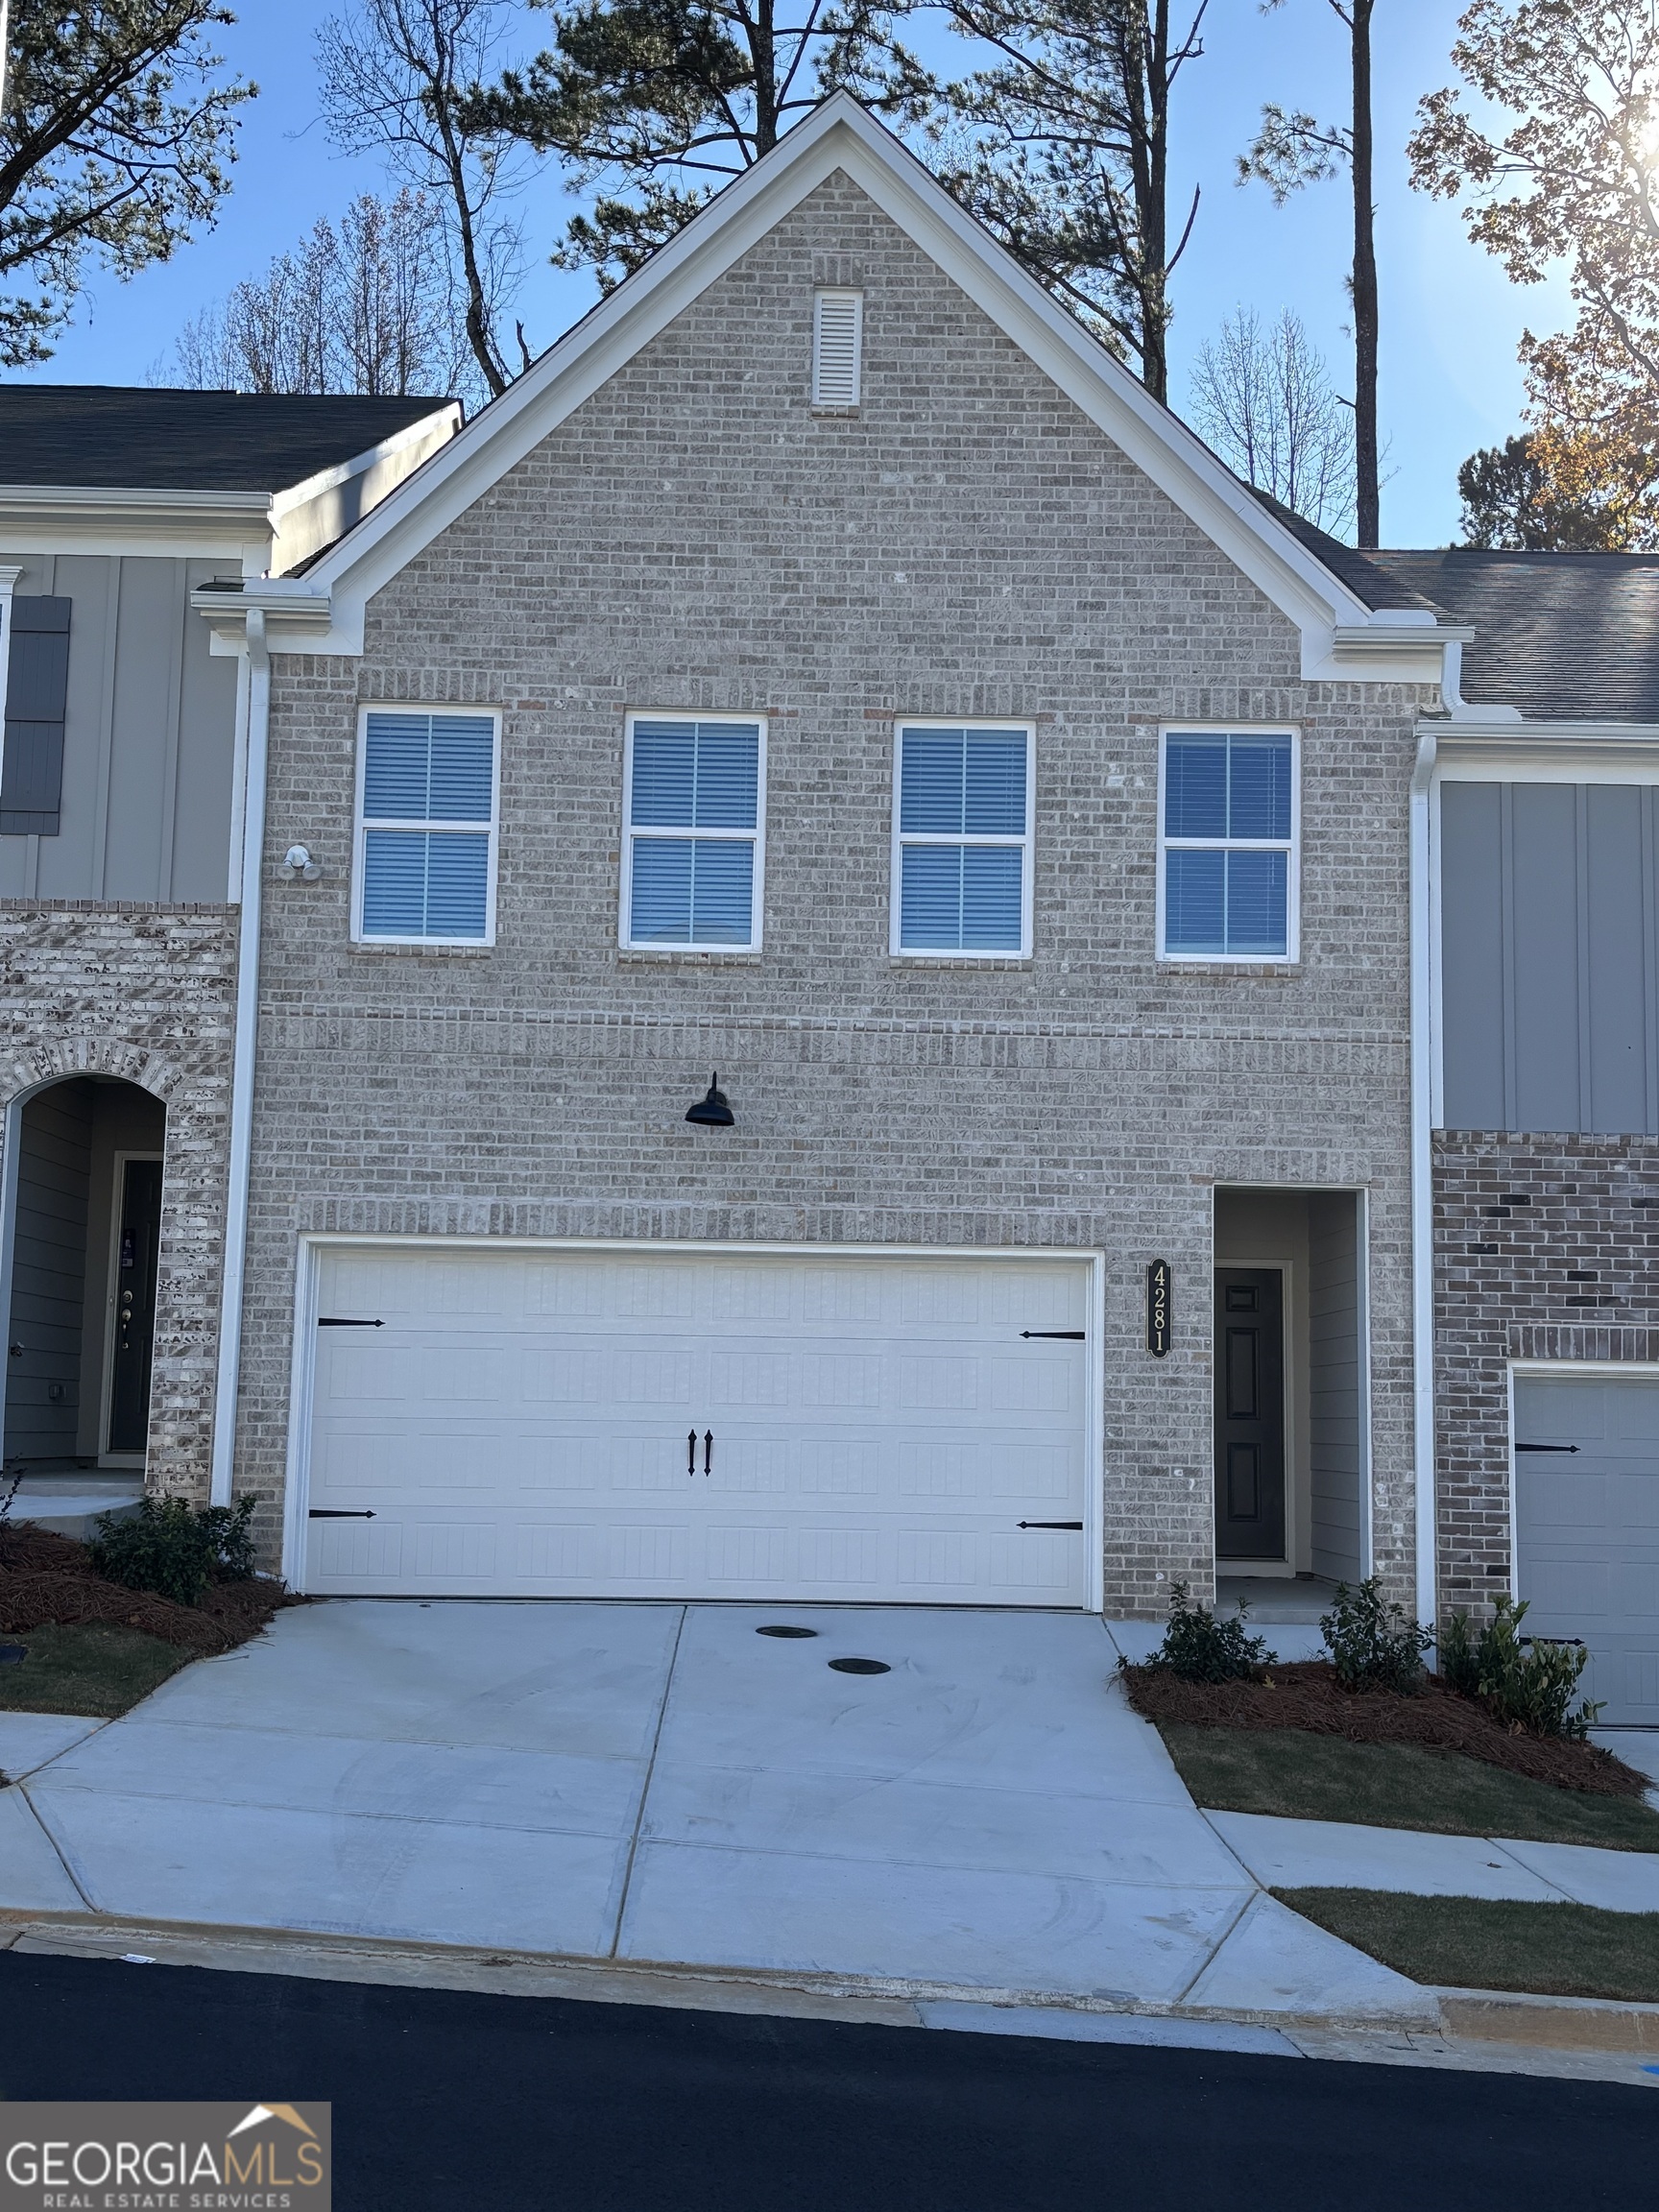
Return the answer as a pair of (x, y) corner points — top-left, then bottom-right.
(1514, 1374), (1659, 1724)
(302, 1246), (1091, 1603)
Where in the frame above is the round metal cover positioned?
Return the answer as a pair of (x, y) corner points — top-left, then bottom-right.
(828, 1656), (890, 1674)
(757, 1624), (818, 1638)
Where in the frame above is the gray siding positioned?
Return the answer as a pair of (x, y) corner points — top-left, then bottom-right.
(5, 1081), (92, 1462)
(1440, 781), (1659, 1135)
(0, 555), (239, 902)
(1308, 1190), (1363, 1583)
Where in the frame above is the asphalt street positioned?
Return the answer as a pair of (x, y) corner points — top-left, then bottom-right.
(0, 1952), (1651, 2211)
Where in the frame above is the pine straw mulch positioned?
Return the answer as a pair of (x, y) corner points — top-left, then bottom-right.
(1121, 1658), (1647, 1799)
(0, 1522), (299, 1655)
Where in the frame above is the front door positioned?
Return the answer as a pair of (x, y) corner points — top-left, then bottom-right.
(1214, 1268), (1286, 1560)
(106, 1158), (162, 1455)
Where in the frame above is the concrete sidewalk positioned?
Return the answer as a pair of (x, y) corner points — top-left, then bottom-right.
(0, 1600), (1428, 2025)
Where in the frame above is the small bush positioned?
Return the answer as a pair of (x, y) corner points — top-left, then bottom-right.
(1438, 1596), (1602, 1740)
(1321, 1577), (1433, 1695)
(87, 1496), (257, 1609)
(1142, 1581), (1276, 1683)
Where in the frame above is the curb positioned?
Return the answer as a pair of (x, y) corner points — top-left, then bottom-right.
(1436, 1987), (1659, 2055)
(0, 1906), (1432, 2040)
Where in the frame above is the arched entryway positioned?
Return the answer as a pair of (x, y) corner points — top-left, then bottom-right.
(1, 1075), (166, 1473)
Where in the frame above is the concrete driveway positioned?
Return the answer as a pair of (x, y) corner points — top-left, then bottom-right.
(2, 1601), (1420, 2018)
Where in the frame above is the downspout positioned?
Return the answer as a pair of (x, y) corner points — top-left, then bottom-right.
(1409, 726), (1438, 1627)
(209, 605), (269, 1506)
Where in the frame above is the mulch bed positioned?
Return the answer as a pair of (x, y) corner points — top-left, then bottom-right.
(0, 1522), (298, 1655)
(1122, 1658), (1646, 1799)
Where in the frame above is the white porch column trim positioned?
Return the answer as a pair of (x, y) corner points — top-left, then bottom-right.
(0, 565), (22, 787)
(209, 606), (270, 1506)
(1409, 729), (1439, 1626)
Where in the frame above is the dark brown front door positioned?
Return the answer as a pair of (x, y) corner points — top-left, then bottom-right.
(107, 1158), (162, 1455)
(1214, 1268), (1286, 1559)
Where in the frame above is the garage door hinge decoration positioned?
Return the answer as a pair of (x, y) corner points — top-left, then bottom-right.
(309, 1508), (376, 1518)
(1515, 1442), (1579, 1453)
(319, 1316), (384, 1327)
(1021, 1330), (1085, 1339)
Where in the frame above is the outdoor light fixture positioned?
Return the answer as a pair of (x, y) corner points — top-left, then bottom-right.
(279, 844), (322, 881)
(685, 1071), (734, 1127)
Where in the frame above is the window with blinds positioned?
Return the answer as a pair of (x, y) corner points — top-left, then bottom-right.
(812, 290), (863, 407)
(355, 709), (498, 943)
(623, 715), (765, 950)
(1159, 729), (1299, 960)
(892, 723), (1033, 956)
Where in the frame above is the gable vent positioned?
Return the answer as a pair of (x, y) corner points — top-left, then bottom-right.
(812, 290), (863, 407)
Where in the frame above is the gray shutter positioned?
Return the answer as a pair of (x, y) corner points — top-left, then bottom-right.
(1, 596), (71, 836)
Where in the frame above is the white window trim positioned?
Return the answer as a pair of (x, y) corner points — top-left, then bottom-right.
(1156, 722), (1301, 965)
(620, 710), (768, 954)
(811, 289), (863, 408)
(351, 704), (501, 948)
(889, 719), (1036, 960)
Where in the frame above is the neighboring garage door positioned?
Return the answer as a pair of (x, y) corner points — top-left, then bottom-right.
(1514, 1373), (1659, 1725)
(302, 1245), (1092, 1605)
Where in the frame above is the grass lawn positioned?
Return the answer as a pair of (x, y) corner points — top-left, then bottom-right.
(1161, 1723), (1659, 1852)
(0, 1623), (190, 1719)
(1279, 1887), (1659, 2002)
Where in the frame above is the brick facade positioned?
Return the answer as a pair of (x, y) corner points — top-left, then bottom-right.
(0, 902), (237, 1495)
(1434, 1133), (1659, 1616)
(237, 174), (1435, 1612)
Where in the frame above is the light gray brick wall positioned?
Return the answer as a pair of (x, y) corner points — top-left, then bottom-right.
(0, 902), (237, 1491)
(1434, 1134), (1659, 1621)
(240, 173), (1431, 1612)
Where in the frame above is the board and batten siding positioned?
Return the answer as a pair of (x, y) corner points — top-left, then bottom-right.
(1439, 781), (1659, 1136)
(0, 555), (239, 902)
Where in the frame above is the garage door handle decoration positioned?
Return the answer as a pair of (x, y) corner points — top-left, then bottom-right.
(705, 1429), (714, 1475)
(687, 1430), (697, 1476)
(1515, 1441), (1579, 1453)
(319, 1316), (384, 1328)
(1019, 1521), (1083, 1530)
(309, 1508), (376, 1519)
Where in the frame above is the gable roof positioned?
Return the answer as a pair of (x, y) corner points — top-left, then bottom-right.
(1365, 548), (1659, 723)
(0, 385), (457, 494)
(225, 96), (1458, 685)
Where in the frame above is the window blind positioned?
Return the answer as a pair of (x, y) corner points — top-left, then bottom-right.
(359, 710), (495, 941)
(627, 718), (761, 948)
(895, 726), (1029, 953)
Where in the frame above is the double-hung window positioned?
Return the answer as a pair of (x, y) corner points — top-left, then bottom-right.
(892, 722), (1033, 956)
(622, 714), (765, 950)
(354, 709), (499, 944)
(1159, 728), (1299, 961)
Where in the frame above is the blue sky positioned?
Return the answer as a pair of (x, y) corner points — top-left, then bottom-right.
(16, 0), (1569, 545)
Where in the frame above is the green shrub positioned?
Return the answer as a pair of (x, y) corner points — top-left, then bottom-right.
(1437, 1596), (1601, 1740)
(87, 1495), (257, 1608)
(1320, 1577), (1433, 1694)
(1142, 1581), (1276, 1683)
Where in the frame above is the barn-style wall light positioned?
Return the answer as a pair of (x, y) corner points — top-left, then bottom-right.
(685, 1071), (733, 1127)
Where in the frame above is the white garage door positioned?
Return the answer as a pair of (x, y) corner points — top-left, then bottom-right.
(301, 1245), (1093, 1605)
(1514, 1373), (1659, 1725)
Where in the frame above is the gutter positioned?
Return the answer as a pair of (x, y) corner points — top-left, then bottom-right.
(1408, 729), (1439, 1625)
(208, 606), (269, 1507)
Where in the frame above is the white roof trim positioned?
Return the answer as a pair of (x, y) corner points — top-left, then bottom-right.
(282, 95), (1456, 678)
(267, 404), (463, 519)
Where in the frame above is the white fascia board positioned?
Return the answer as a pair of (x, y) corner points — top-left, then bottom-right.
(191, 580), (334, 657)
(1423, 715), (1659, 775)
(0, 483), (275, 566)
(294, 95), (1444, 671)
